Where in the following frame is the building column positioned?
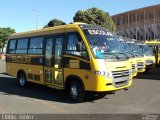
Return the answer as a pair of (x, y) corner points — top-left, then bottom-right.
(115, 16), (117, 33)
(144, 9), (146, 41)
(121, 15), (123, 36)
(136, 11), (138, 40)
(128, 13), (130, 38)
(154, 8), (156, 40)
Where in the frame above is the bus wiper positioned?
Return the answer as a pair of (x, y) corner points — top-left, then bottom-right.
(115, 52), (126, 55)
(125, 52), (135, 58)
(115, 52), (129, 59)
(129, 52), (136, 57)
(122, 53), (130, 59)
(133, 51), (139, 56)
(135, 52), (143, 57)
(103, 52), (120, 59)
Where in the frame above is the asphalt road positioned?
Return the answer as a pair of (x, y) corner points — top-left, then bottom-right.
(0, 60), (160, 119)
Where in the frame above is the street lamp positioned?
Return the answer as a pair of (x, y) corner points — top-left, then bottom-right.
(33, 10), (39, 29)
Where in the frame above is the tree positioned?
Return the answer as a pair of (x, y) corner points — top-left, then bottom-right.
(44, 18), (66, 28)
(73, 7), (116, 32)
(0, 27), (15, 53)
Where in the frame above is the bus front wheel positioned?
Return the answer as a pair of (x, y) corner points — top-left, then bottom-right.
(98, 92), (107, 98)
(70, 81), (84, 103)
(18, 73), (28, 88)
(144, 68), (150, 74)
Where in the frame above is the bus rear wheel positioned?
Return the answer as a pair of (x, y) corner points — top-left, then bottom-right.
(70, 81), (84, 103)
(18, 73), (28, 88)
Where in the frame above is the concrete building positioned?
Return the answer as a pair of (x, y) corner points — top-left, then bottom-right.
(112, 4), (160, 41)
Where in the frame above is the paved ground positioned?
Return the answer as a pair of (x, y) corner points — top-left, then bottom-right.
(0, 60), (160, 119)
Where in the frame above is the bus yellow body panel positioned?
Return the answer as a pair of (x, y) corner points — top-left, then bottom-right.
(129, 58), (138, 77)
(145, 41), (160, 65)
(135, 57), (146, 73)
(144, 56), (156, 69)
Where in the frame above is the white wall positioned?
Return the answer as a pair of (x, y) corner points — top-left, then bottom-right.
(0, 44), (7, 53)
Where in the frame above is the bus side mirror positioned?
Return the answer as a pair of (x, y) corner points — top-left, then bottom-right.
(76, 42), (82, 52)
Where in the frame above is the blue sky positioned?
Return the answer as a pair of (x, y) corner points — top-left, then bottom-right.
(0, 0), (159, 32)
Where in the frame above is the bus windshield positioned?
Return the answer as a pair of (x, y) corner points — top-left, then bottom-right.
(119, 40), (135, 58)
(127, 42), (144, 57)
(139, 44), (154, 56)
(82, 28), (128, 60)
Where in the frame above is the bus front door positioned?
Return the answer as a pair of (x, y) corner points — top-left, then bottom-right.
(44, 37), (54, 85)
(53, 36), (64, 88)
(44, 36), (64, 88)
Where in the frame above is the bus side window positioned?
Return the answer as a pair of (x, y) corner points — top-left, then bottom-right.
(8, 40), (16, 54)
(66, 32), (89, 58)
(28, 37), (43, 54)
(16, 39), (28, 54)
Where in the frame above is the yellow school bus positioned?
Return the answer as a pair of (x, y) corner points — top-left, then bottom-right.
(145, 41), (160, 65)
(137, 42), (155, 73)
(117, 37), (138, 77)
(6, 23), (132, 102)
(125, 39), (146, 73)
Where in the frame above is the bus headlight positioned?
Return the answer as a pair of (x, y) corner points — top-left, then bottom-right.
(105, 71), (113, 78)
(94, 71), (112, 78)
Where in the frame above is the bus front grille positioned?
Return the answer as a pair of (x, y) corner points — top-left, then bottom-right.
(132, 64), (136, 74)
(112, 70), (129, 78)
(137, 62), (145, 69)
(112, 70), (130, 87)
(146, 60), (153, 65)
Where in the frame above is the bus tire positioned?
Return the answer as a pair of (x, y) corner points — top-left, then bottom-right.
(18, 73), (28, 88)
(70, 81), (84, 103)
(98, 92), (107, 98)
(144, 68), (150, 74)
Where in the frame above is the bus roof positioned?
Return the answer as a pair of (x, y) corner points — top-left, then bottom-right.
(9, 22), (87, 39)
(145, 41), (160, 46)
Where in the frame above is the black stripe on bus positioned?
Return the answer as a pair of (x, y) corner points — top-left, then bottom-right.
(62, 57), (91, 70)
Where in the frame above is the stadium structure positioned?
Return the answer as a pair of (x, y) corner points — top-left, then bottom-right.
(112, 4), (160, 41)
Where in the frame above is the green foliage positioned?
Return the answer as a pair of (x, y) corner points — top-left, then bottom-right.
(44, 18), (66, 28)
(0, 27), (15, 52)
(73, 7), (116, 32)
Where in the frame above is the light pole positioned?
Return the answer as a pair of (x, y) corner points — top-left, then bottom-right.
(33, 10), (39, 29)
